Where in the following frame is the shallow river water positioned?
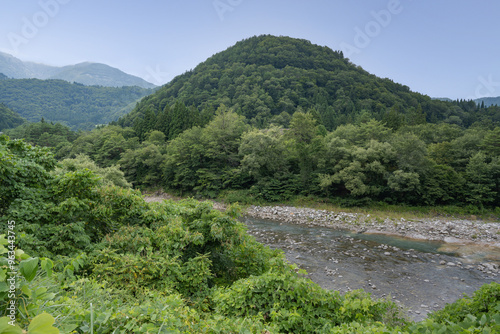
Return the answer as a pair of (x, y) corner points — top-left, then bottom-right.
(242, 216), (500, 321)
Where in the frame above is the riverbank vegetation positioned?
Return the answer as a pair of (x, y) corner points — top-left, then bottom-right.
(2, 133), (500, 333)
(11, 105), (498, 218)
(2, 35), (500, 332)
(4, 36), (500, 216)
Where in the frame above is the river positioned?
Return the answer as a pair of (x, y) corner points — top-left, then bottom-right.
(242, 216), (500, 321)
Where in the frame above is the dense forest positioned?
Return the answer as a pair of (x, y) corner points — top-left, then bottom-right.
(0, 77), (154, 130)
(2, 134), (500, 333)
(2, 35), (500, 332)
(6, 36), (500, 211)
(56, 35), (497, 211)
(0, 103), (25, 131)
(118, 35), (499, 134)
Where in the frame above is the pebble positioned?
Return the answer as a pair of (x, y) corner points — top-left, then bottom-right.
(246, 205), (500, 244)
(245, 205), (500, 276)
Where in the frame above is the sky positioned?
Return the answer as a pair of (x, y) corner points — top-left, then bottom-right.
(0, 0), (499, 100)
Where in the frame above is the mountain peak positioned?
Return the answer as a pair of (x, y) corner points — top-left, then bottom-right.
(0, 53), (156, 88)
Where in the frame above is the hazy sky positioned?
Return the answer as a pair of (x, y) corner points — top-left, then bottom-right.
(0, 0), (499, 100)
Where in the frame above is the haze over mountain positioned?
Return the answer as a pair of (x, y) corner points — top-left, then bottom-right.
(475, 96), (500, 107)
(0, 52), (156, 88)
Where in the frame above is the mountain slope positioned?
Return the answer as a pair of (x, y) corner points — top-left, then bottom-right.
(0, 77), (153, 130)
(49, 62), (156, 88)
(0, 103), (25, 131)
(119, 35), (480, 131)
(475, 96), (500, 107)
(0, 52), (156, 88)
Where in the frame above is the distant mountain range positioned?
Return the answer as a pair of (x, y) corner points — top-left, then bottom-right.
(0, 52), (156, 88)
(434, 96), (500, 107)
(475, 96), (500, 107)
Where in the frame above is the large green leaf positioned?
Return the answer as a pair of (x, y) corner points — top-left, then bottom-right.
(19, 257), (38, 282)
(27, 312), (59, 334)
(0, 316), (22, 334)
(0, 268), (6, 282)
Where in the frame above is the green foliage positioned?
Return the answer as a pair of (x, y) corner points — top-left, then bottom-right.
(480, 127), (500, 155)
(3, 121), (78, 149)
(239, 126), (289, 179)
(0, 103), (25, 131)
(164, 106), (250, 196)
(4, 132), (500, 333)
(465, 152), (499, 205)
(0, 78), (152, 130)
(408, 283), (500, 333)
(214, 266), (406, 333)
(112, 100), (500, 208)
(0, 135), (56, 218)
(27, 35), (495, 209)
(0, 235), (58, 332)
(429, 282), (500, 324)
(62, 125), (139, 167)
(119, 35), (499, 133)
(57, 154), (131, 188)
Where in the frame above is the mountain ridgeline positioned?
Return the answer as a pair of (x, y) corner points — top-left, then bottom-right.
(7, 35), (500, 209)
(0, 51), (156, 88)
(117, 35), (496, 139)
(2, 35), (500, 334)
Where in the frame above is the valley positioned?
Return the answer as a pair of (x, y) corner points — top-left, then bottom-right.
(2, 34), (500, 333)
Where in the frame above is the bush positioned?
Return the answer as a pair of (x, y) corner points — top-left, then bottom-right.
(429, 282), (500, 323)
(213, 265), (405, 333)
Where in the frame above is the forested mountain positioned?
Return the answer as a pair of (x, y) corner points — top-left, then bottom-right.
(118, 35), (496, 134)
(0, 77), (153, 130)
(8, 35), (500, 209)
(0, 103), (25, 130)
(49, 62), (157, 88)
(476, 96), (500, 107)
(0, 51), (156, 88)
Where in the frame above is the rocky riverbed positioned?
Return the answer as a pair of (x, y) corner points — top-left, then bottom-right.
(246, 206), (500, 276)
(246, 205), (500, 247)
(144, 195), (500, 320)
(242, 215), (500, 321)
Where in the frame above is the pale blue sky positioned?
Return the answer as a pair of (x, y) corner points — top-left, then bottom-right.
(0, 0), (499, 100)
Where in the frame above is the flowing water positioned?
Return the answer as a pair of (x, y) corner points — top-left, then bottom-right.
(242, 216), (500, 321)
